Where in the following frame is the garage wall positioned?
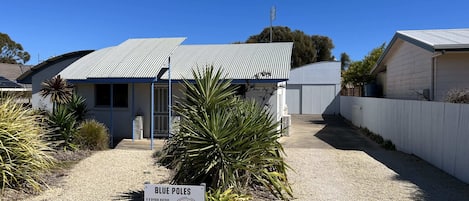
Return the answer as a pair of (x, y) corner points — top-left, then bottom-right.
(287, 84), (339, 114)
(286, 62), (341, 115)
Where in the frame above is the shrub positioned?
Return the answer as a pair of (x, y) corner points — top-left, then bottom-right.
(382, 140), (396, 150)
(75, 119), (109, 150)
(0, 97), (56, 191)
(206, 188), (252, 201)
(445, 88), (469, 103)
(47, 105), (78, 150)
(158, 66), (292, 200)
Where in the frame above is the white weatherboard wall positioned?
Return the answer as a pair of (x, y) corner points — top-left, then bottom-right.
(384, 41), (432, 100)
(341, 96), (469, 183)
(286, 62), (340, 114)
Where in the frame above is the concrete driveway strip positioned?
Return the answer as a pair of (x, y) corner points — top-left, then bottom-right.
(280, 115), (469, 201)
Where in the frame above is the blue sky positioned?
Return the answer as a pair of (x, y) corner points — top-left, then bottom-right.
(3, 0), (469, 65)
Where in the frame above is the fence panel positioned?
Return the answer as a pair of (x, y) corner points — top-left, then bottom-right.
(340, 96), (469, 184)
(455, 104), (469, 182)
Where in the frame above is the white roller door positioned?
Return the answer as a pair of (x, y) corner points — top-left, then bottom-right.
(301, 85), (336, 114)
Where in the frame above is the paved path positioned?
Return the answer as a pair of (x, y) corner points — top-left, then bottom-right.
(279, 115), (469, 201)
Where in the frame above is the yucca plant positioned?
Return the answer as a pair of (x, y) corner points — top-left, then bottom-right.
(75, 119), (109, 150)
(47, 105), (78, 150)
(158, 66), (292, 200)
(0, 97), (56, 192)
(66, 93), (89, 122)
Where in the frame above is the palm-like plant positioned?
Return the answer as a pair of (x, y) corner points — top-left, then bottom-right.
(40, 75), (73, 112)
(66, 93), (89, 122)
(158, 66), (292, 199)
(47, 105), (77, 150)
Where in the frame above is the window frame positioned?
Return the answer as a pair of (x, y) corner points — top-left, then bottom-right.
(95, 84), (128, 108)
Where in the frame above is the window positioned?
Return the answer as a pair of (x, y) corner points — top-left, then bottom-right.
(95, 84), (128, 107)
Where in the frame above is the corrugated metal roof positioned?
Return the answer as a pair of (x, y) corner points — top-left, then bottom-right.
(161, 42), (293, 80)
(372, 28), (469, 74)
(59, 38), (186, 80)
(397, 28), (469, 50)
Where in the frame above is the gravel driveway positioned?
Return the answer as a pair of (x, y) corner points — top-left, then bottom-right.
(25, 115), (469, 201)
(281, 115), (469, 201)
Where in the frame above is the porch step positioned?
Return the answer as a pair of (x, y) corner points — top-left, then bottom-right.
(115, 139), (166, 150)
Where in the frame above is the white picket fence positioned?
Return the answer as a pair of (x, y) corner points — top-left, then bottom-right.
(340, 96), (469, 183)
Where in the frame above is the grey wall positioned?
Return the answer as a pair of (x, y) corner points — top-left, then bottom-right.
(287, 62), (341, 115)
(341, 96), (469, 184)
(31, 56), (88, 110)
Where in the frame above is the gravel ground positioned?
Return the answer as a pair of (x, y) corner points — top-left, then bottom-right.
(23, 115), (469, 201)
(25, 149), (170, 201)
(285, 148), (419, 200)
(282, 115), (469, 201)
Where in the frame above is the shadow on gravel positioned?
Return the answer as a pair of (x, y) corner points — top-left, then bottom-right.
(114, 190), (143, 201)
(312, 115), (469, 201)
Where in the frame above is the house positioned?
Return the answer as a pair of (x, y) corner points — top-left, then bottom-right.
(17, 50), (93, 110)
(57, 38), (293, 145)
(371, 28), (469, 101)
(0, 63), (31, 101)
(286, 61), (341, 114)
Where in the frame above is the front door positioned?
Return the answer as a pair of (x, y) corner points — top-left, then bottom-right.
(154, 86), (169, 137)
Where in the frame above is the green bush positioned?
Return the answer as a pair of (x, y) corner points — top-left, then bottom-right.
(158, 66), (292, 200)
(0, 97), (56, 191)
(206, 188), (252, 201)
(75, 119), (109, 150)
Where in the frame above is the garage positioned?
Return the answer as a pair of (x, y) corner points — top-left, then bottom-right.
(286, 62), (341, 115)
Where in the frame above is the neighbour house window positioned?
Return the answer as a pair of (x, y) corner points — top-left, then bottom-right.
(95, 84), (128, 107)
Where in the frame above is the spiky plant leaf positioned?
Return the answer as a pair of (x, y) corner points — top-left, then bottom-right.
(0, 97), (56, 192)
(158, 65), (292, 199)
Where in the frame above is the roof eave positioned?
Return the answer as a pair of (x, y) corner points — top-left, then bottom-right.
(371, 32), (437, 75)
(17, 50), (94, 83)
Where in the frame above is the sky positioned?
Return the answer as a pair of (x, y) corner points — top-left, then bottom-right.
(2, 0), (469, 65)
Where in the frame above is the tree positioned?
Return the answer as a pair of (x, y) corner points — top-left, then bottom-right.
(0, 33), (30, 64)
(340, 52), (351, 70)
(342, 43), (386, 95)
(40, 75), (73, 112)
(311, 35), (335, 62)
(245, 26), (335, 68)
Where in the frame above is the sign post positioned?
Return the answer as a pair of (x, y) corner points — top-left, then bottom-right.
(144, 184), (205, 201)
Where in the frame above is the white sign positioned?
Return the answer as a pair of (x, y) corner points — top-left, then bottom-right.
(144, 184), (205, 201)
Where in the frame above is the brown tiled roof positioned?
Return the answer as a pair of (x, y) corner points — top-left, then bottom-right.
(0, 63), (31, 88)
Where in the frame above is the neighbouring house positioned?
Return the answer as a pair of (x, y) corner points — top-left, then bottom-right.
(0, 63), (31, 102)
(286, 61), (341, 114)
(56, 38), (293, 144)
(17, 50), (93, 110)
(371, 28), (469, 101)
